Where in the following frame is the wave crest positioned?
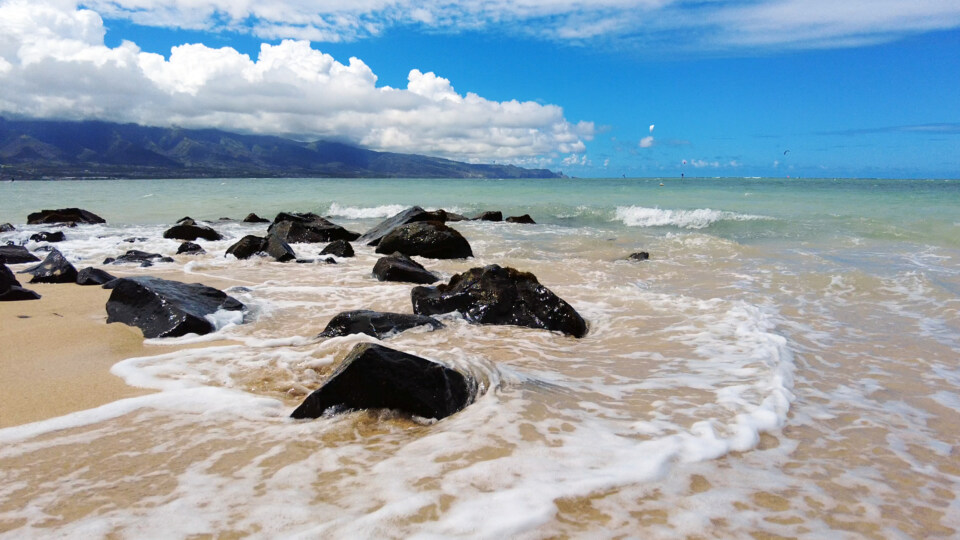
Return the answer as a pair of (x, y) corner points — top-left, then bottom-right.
(614, 206), (769, 229)
(327, 203), (407, 219)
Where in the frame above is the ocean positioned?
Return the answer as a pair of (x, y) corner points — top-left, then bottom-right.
(1, 176), (959, 538)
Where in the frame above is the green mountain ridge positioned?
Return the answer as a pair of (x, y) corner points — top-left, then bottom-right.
(0, 118), (561, 179)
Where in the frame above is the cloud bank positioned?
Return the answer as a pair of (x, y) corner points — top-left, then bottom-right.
(78, 0), (960, 52)
(0, 0), (592, 163)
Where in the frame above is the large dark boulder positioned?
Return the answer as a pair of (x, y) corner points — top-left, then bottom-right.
(356, 206), (456, 246)
(163, 223), (222, 241)
(318, 310), (443, 339)
(27, 208), (105, 225)
(0, 245), (40, 264)
(177, 242), (205, 255)
(290, 343), (474, 420)
(1, 262), (41, 301)
(76, 267), (117, 286)
(106, 277), (244, 338)
(372, 253), (440, 284)
(243, 213), (270, 223)
(506, 214), (536, 224)
(225, 234), (296, 262)
(320, 239), (354, 258)
(19, 249), (78, 284)
(30, 231), (65, 243)
(412, 264), (588, 338)
(375, 221), (472, 259)
(472, 211), (502, 222)
(268, 212), (360, 243)
(0, 223), (16, 232)
(104, 250), (174, 265)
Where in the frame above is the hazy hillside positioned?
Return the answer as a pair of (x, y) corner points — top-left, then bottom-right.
(0, 118), (561, 179)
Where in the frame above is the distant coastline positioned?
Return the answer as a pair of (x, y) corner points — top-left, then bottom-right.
(0, 118), (562, 180)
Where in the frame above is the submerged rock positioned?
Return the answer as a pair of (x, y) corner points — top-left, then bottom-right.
(375, 221), (472, 259)
(76, 267), (117, 286)
(318, 310), (443, 339)
(163, 223), (222, 241)
(0, 223), (15, 232)
(268, 212), (360, 243)
(19, 249), (78, 284)
(506, 214), (536, 224)
(177, 241), (205, 255)
(27, 208), (105, 225)
(1, 262), (41, 301)
(225, 234), (296, 262)
(320, 239), (354, 258)
(412, 264), (588, 338)
(106, 276), (244, 338)
(626, 251), (650, 261)
(472, 211), (502, 222)
(243, 213), (270, 224)
(104, 250), (174, 265)
(29, 231), (65, 243)
(372, 253), (440, 284)
(356, 206), (455, 246)
(290, 343), (474, 421)
(0, 245), (40, 264)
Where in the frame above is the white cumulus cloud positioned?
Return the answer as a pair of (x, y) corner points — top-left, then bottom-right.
(639, 136), (654, 148)
(0, 0), (592, 163)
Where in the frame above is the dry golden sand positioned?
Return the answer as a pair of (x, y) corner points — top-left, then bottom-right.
(0, 274), (239, 428)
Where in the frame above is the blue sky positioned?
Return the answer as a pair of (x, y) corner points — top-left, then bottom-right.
(1, 1), (959, 178)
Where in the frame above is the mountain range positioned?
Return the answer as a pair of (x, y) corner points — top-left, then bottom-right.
(0, 118), (560, 180)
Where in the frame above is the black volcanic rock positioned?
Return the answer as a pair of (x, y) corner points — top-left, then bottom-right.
(472, 211), (502, 222)
(176, 217), (194, 225)
(357, 206), (455, 246)
(225, 234), (295, 262)
(506, 214), (536, 224)
(27, 208), (105, 225)
(1, 262), (41, 300)
(0, 245), (40, 264)
(163, 223), (222, 241)
(372, 253), (440, 284)
(411, 264), (588, 338)
(375, 221), (472, 259)
(268, 212), (360, 243)
(243, 213), (270, 223)
(104, 250), (174, 265)
(0, 223), (15, 232)
(20, 249), (78, 284)
(318, 310), (443, 339)
(30, 231), (65, 243)
(320, 239), (354, 258)
(76, 267), (117, 286)
(177, 241), (205, 255)
(105, 276), (244, 338)
(290, 343), (474, 420)
(627, 252), (650, 261)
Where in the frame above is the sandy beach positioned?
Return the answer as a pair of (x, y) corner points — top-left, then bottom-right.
(0, 271), (240, 428)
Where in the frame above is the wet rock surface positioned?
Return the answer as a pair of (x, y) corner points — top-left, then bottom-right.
(163, 223), (223, 241)
(0, 245), (40, 264)
(104, 250), (174, 265)
(177, 242), (205, 255)
(268, 212), (360, 243)
(27, 208), (105, 225)
(243, 213), (270, 223)
(372, 253), (440, 284)
(412, 264), (588, 338)
(290, 343), (474, 421)
(320, 239), (354, 258)
(506, 214), (536, 224)
(1, 262), (40, 301)
(357, 206), (456, 246)
(19, 249), (78, 284)
(375, 221), (472, 259)
(105, 276), (244, 338)
(76, 267), (117, 286)
(318, 310), (444, 339)
(472, 211), (502, 222)
(225, 234), (296, 262)
(29, 231), (65, 243)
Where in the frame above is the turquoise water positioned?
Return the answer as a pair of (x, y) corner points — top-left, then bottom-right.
(2, 177), (959, 537)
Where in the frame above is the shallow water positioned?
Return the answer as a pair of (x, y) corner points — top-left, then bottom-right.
(1, 177), (959, 538)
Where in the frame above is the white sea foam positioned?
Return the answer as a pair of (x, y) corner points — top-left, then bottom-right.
(327, 202), (407, 219)
(614, 206), (770, 229)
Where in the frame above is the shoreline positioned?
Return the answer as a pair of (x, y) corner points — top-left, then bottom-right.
(0, 278), (238, 429)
